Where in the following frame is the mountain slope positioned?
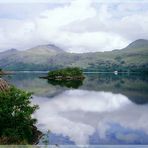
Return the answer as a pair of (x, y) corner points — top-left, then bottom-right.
(20, 44), (65, 64)
(124, 39), (148, 50)
(0, 44), (65, 69)
(0, 39), (148, 72)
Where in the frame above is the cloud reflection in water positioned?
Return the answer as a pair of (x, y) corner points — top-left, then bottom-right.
(32, 90), (148, 145)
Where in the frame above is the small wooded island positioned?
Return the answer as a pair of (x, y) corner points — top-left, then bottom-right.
(41, 67), (85, 80)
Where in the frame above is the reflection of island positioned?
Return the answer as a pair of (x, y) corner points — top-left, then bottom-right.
(44, 67), (84, 88)
(4, 72), (148, 104)
(48, 79), (83, 89)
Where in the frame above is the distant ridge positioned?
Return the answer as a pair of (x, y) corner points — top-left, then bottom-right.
(125, 39), (148, 49)
(47, 44), (63, 52)
(0, 39), (148, 72)
(25, 44), (64, 54)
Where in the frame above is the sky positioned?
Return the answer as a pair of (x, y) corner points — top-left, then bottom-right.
(0, 0), (148, 53)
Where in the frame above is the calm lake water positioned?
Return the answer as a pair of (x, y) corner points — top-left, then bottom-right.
(4, 72), (148, 146)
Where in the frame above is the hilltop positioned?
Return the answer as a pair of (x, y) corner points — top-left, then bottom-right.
(0, 39), (148, 72)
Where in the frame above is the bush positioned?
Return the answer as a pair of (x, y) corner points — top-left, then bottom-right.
(0, 86), (39, 144)
(48, 67), (83, 78)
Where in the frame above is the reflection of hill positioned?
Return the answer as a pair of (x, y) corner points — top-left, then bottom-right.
(3, 73), (148, 105)
(81, 73), (148, 104)
(4, 73), (66, 98)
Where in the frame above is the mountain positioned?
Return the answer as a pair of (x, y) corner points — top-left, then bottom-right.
(0, 44), (65, 70)
(25, 44), (64, 55)
(0, 39), (148, 72)
(125, 39), (148, 50)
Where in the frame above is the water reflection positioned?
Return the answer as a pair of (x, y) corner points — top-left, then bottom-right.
(47, 79), (83, 89)
(81, 73), (148, 105)
(4, 73), (66, 97)
(3, 72), (148, 145)
(4, 73), (148, 105)
(32, 90), (148, 145)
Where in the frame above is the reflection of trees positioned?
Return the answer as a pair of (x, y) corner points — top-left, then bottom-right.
(85, 73), (148, 84)
(4, 73), (148, 105)
(83, 73), (148, 105)
(0, 86), (40, 144)
(48, 79), (83, 89)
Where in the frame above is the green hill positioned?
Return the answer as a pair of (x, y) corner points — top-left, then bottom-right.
(0, 39), (148, 72)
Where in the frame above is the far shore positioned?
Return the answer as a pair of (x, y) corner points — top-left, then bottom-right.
(0, 70), (145, 75)
(0, 71), (14, 75)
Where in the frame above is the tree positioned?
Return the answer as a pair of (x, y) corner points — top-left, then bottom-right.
(0, 86), (39, 144)
(48, 67), (84, 79)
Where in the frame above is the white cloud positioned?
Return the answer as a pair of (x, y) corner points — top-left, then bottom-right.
(52, 32), (128, 52)
(0, 0), (148, 52)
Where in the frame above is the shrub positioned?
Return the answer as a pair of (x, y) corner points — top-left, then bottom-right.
(0, 86), (38, 144)
(48, 67), (83, 78)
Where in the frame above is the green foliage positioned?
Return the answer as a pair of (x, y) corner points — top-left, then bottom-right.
(3, 62), (64, 71)
(48, 67), (83, 78)
(0, 86), (38, 144)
